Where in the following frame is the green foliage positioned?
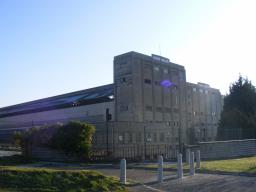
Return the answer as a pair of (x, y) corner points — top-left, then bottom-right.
(218, 75), (256, 140)
(0, 167), (125, 192)
(50, 121), (95, 159)
(13, 121), (95, 160)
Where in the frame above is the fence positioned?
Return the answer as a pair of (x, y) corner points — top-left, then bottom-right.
(92, 144), (178, 161)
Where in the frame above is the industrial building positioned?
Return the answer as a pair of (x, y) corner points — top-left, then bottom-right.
(0, 51), (222, 159)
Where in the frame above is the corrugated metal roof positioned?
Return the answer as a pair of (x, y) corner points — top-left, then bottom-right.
(0, 84), (114, 118)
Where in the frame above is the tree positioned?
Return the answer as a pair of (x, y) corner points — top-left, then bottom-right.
(217, 75), (256, 140)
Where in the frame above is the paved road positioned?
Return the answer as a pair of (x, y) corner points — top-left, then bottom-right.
(129, 173), (256, 192)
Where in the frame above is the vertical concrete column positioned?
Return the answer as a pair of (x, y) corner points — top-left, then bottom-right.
(120, 158), (126, 184)
(190, 152), (195, 176)
(158, 155), (163, 183)
(177, 153), (183, 179)
(186, 149), (190, 164)
(196, 150), (201, 169)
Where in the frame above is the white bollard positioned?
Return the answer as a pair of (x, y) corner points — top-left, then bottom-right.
(158, 155), (163, 183)
(120, 158), (126, 184)
(190, 152), (195, 176)
(186, 149), (190, 164)
(177, 153), (183, 179)
(196, 150), (201, 169)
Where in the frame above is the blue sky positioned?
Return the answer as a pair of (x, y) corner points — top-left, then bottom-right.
(1, 0), (256, 107)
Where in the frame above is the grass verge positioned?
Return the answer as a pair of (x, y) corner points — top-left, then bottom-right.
(0, 166), (126, 192)
(132, 156), (256, 175)
(201, 156), (256, 174)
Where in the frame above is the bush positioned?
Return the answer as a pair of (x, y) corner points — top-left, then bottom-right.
(13, 121), (95, 161)
(0, 167), (125, 192)
(50, 121), (95, 159)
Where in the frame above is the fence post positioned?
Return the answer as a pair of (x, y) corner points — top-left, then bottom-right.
(190, 152), (195, 176)
(196, 150), (201, 169)
(177, 153), (183, 179)
(186, 149), (190, 164)
(157, 155), (163, 182)
(120, 158), (126, 184)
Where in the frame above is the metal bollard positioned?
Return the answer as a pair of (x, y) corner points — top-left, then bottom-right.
(190, 152), (195, 175)
(158, 155), (163, 183)
(177, 153), (183, 179)
(186, 149), (190, 164)
(196, 150), (201, 169)
(120, 158), (126, 184)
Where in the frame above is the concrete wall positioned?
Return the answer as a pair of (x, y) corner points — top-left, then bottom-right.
(199, 139), (256, 160)
(114, 52), (187, 144)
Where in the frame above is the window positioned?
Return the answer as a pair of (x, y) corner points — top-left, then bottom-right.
(193, 87), (197, 92)
(146, 105), (153, 111)
(122, 77), (126, 82)
(160, 133), (165, 142)
(165, 107), (172, 113)
(199, 89), (203, 93)
(163, 68), (168, 74)
(154, 81), (160, 86)
(154, 66), (159, 71)
(127, 132), (132, 143)
(153, 133), (157, 142)
(144, 79), (152, 84)
(156, 107), (162, 112)
(136, 132), (142, 142)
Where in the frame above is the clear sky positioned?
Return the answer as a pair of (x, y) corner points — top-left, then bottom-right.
(1, 0), (256, 107)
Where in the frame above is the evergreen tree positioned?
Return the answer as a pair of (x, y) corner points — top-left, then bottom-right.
(217, 75), (256, 140)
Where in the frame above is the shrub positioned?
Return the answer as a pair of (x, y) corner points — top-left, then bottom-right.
(13, 121), (95, 161)
(50, 121), (95, 159)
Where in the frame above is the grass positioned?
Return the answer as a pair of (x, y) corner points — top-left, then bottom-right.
(0, 166), (126, 192)
(201, 156), (256, 174)
(133, 156), (256, 174)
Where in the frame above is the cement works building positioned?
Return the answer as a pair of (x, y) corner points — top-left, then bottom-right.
(0, 51), (223, 160)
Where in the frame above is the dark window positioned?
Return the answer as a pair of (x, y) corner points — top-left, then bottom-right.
(153, 133), (157, 142)
(156, 107), (162, 112)
(144, 79), (152, 84)
(146, 105), (153, 111)
(160, 133), (165, 142)
(136, 132), (142, 142)
(165, 107), (172, 113)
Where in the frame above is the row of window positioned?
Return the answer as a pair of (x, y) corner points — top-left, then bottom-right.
(145, 106), (179, 113)
(115, 132), (178, 144)
(187, 111), (217, 116)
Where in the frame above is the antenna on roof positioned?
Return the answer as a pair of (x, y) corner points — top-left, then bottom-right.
(158, 44), (162, 57)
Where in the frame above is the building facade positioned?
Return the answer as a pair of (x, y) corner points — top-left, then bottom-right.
(0, 51), (222, 159)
